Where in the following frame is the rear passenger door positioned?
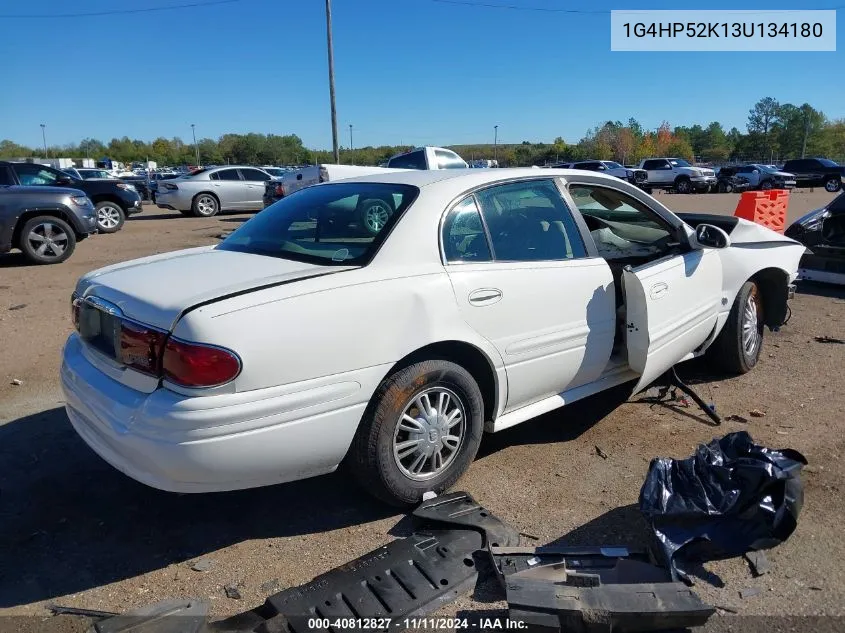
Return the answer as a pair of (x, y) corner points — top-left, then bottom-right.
(211, 168), (245, 209)
(239, 168), (271, 210)
(443, 178), (616, 413)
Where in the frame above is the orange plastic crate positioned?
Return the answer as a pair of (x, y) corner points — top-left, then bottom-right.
(733, 190), (788, 234)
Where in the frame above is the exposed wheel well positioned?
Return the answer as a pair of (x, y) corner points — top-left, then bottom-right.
(384, 341), (499, 424)
(12, 209), (78, 246)
(750, 267), (790, 328)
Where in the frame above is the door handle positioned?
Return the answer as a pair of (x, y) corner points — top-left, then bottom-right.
(468, 288), (503, 306)
(649, 281), (669, 300)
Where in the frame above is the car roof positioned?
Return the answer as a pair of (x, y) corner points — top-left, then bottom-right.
(323, 167), (625, 189)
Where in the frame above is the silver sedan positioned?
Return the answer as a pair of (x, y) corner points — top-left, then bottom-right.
(154, 166), (273, 217)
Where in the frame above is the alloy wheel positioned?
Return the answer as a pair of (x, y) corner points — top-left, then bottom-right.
(363, 201), (391, 233)
(27, 222), (69, 260)
(97, 205), (122, 229)
(741, 293), (761, 357)
(392, 387), (466, 481)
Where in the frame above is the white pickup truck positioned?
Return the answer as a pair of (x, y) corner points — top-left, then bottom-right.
(638, 157), (717, 194)
(270, 146), (468, 200)
(262, 147), (469, 235)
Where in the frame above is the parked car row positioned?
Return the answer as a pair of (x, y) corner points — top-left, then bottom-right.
(2, 161), (142, 233)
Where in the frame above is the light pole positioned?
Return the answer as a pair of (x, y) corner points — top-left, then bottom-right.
(349, 124), (353, 163)
(493, 125), (498, 165)
(325, 0), (340, 164)
(190, 124), (200, 167)
(40, 124), (47, 158)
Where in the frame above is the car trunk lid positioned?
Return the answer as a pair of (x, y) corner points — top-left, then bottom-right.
(76, 246), (354, 331)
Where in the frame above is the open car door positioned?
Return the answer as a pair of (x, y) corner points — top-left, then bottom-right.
(623, 249), (722, 393)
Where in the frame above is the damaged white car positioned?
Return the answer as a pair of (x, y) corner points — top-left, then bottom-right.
(62, 169), (804, 505)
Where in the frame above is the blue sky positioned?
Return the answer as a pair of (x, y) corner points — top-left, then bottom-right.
(1, 0), (843, 150)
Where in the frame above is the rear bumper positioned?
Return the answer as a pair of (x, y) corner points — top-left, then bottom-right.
(60, 334), (368, 493)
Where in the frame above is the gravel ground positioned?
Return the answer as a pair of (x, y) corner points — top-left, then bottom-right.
(0, 191), (843, 630)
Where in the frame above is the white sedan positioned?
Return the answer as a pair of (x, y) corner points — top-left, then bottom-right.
(61, 169), (804, 506)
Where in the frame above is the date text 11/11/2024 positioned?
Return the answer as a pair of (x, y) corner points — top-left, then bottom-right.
(306, 618), (528, 630)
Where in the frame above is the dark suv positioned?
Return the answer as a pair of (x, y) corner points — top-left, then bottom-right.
(781, 158), (844, 193)
(0, 161), (142, 233)
(0, 185), (97, 264)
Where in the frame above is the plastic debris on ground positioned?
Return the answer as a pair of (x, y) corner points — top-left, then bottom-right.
(639, 431), (807, 583)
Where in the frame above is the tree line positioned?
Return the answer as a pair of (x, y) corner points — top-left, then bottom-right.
(1, 98), (843, 168)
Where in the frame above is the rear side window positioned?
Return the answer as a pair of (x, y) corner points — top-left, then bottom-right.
(216, 169), (241, 181)
(240, 168), (270, 181)
(474, 179), (586, 262)
(387, 150), (427, 170)
(0, 166), (14, 186)
(443, 196), (492, 262)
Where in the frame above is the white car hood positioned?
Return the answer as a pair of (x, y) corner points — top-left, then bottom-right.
(76, 246), (354, 330)
(729, 217), (801, 244)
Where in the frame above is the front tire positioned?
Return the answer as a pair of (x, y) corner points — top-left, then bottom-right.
(675, 177), (692, 194)
(824, 177), (842, 193)
(18, 216), (77, 264)
(348, 360), (484, 506)
(708, 281), (764, 374)
(760, 179), (773, 191)
(192, 193), (220, 217)
(94, 202), (126, 233)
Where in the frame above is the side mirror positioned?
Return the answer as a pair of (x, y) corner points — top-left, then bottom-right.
(691, 223), (730, 249)
(56, 176), (72, 185)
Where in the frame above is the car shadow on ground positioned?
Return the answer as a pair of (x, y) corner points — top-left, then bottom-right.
(0, 406), (396, 608)
(0, 252), (32, 268)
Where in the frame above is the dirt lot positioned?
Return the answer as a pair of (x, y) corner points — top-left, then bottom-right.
(1, 191), (844, 630)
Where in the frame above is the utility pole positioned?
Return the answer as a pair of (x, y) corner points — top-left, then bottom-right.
(493, 125), (498, 164)
(801, 110), (810, 158)
(325, 0), (340, 164)
(40, 124), (47, 158)
(349, 124), (353, 164)
(191, 124), (200, 166)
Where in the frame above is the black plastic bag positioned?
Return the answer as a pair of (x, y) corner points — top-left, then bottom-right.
(639, 431), (807, 582)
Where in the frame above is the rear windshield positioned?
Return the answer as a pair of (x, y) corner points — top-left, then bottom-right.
(217, 182), (419, 266)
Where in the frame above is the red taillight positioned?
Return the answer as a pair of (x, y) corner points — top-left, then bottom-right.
(118, 321), (166, 375)
(274, 183), (284, 196)
(71, 297), (81, 330)
(162, 338), (241, 388)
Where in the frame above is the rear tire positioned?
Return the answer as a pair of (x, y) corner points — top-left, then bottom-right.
(94, 202), (125, 233)
(824, 177), (842, 193)
(192, 193), (220, 217)
(707, 281), (764, 374)
(348, 360), (484, 507)
(18, 216), (77, 264)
